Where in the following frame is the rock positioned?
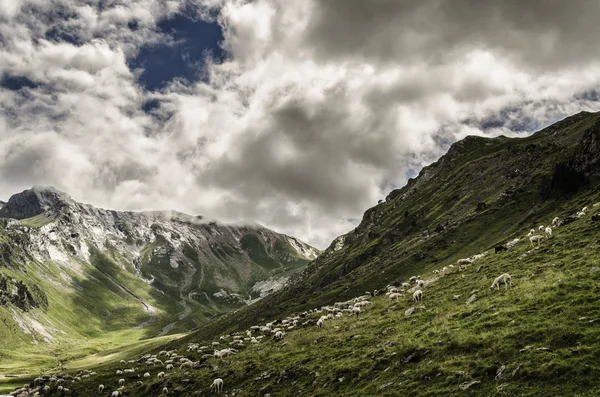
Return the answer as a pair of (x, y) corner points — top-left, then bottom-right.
(519, 346), (532, 353)
(459, 380), (481, 390)
(495, 365), (506, 380)
(535, 347), (552, 352)
(380, 382), (394, 389)
(466, 294), (477, 305)
(404, 306), (425, 316)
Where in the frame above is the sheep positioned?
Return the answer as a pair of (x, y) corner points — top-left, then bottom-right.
(388, 292), (402, 300)
(432, 269), (439, 274)
(592, 214), (600, 222)
(490, 273), (512, 291)
(577, 210), (587, 218)
(143, 372), (150, 378)
(495, 245), (507, 253)
(157, 372), (165, 379)
(118, 379), (125, 387)
(538, 225), (545, 230)
(505, 238), (520, 249)
(413, 289), (423, 303)
(530, 235), (544, 247)
(387, 287), (399, 294)
(274, 331), (285, 340)
(211, 378), (224, 393)
(351, 306), (361, 316)
(552, 217), (560, 227)
(416, 280), (425, 288)
(582, 206), (589, 213)
(98, 385), (105, 393)
(527, 228), (535, 236)
(545, 226), (552, 238)
(162, 387), (168, 394)
(457, 258), (472, 265)
(111, 392), (120, 397)
(316, 318), (324, 328)
(115, 370), (123, 375)
(166, 364), (174, 371)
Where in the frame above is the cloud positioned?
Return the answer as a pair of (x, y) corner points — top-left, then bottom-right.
(1, 0), (600, 249)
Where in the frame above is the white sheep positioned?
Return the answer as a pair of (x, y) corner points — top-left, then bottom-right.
(538, 225), (545, 230)
(316, 318), (324, 328)
(552, 217), (560, 227)
(490, 273), (512, 291)
(118, 379), (125, 387)
(530, 235), (544, 247)
(413, 289), (423, 303)
(432, 269), (439, 274)
(111, 392), (120, 397)
(115, 370), (123, 375)
(388, 292), (402, 300)
(457, 258), (472, 265)
(527, 228), (535, 236)
(274, 331), (285, 340)
(166, 364), (174, 371)
(98, 385), (104, 393)
(211, 378), (224, 393)
(162, 387), (168, 394)
(143, 372), (150, 378)
(582, 206), (589, 213)
(416, 280), (425, 288)
(157, 372), (165, 379)
(545, 226), (552, 238)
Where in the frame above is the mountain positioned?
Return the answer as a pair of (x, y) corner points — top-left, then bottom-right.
(201, 110), (600, 330)
(0, 186), (318, 350)
(6, 110), (600, 396)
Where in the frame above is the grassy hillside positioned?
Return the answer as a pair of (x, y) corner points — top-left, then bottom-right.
(174, 111), (600, 341)
(36, 186), (600, 396)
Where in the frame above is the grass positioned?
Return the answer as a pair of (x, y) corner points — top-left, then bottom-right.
(18, 214), (55, 228)
(58, 200), (600, 396)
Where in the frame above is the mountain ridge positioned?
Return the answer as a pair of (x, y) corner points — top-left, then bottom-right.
(0, 185), (319, 352)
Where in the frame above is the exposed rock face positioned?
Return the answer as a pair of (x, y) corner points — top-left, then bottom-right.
(570, 119), (600, 173)
(0, 273), (47, 311)
(0, 186), (69, 219)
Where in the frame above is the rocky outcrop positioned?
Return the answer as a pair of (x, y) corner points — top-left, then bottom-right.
(0, 186), (69, 219)
(570, 119), (600, 173)
(0, 274), (47, 312)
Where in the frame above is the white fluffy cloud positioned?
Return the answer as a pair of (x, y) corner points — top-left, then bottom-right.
(1, 0), (600, 248)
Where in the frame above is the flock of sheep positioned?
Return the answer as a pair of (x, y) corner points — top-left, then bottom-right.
(8, 204), (595, 396)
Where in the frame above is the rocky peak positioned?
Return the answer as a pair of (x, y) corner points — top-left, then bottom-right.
(0, 186), (72, 220)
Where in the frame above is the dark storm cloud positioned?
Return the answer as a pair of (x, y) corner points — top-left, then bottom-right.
(305, 0), (600, 69)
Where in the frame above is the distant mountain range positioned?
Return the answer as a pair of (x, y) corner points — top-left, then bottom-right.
(0, 186), (319, 347)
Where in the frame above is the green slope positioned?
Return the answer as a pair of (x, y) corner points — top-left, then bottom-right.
(44, 185), (600, 397)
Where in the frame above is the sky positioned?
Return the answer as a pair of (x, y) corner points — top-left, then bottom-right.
(1, 0), (600, 249)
